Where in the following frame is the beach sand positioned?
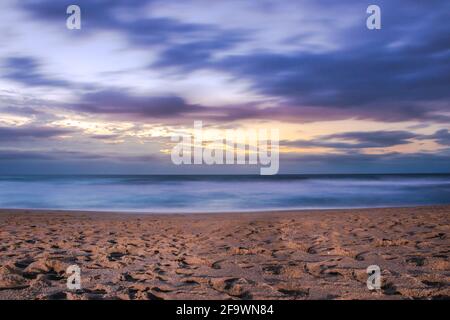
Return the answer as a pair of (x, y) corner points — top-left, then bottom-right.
(0, 206), (449, 300)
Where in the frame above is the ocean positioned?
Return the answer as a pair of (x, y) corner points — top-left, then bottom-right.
(0, 174), (449, 213)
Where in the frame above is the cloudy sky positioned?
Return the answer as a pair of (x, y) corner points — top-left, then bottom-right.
(0, 0), (449, 174)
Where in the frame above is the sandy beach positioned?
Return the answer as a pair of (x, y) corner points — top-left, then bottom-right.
(0, 206), (449, 300)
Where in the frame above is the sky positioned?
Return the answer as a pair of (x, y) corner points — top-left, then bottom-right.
(0, 0), (449, 174)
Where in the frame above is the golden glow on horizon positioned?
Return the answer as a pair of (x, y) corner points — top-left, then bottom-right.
(44, 114), (449, 158)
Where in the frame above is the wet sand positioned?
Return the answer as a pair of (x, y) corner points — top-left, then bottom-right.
(0, 206), (449, 300)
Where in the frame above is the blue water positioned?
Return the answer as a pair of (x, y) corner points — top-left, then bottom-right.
(0, 175), (449, 213)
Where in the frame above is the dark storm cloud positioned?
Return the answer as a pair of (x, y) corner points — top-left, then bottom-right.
(325, 131), (418, 147)
(2, 57), (71, 88)
(69, 89), (277, 122)
(213, 42), (450, 123)
(423, 129), (450, 146)
(64, 85), (450, 126)
(230, 1), (449, 123)
(281, 151), (402, 167)
(283, 129), (450, 150)
(0, 126), (74, 142)
(150, 35), (246, 72)
(150, 1), (450, 123)
(283, 130), (419, 149)
(70, 90), (208, 118)
(21, 0), (245, 48)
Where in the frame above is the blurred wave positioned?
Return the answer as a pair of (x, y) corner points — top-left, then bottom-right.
(0, 174), (449, 212)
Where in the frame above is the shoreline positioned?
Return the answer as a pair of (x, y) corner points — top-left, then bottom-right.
(1, 203), (449, 216)
(1, 205), (449, 300)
